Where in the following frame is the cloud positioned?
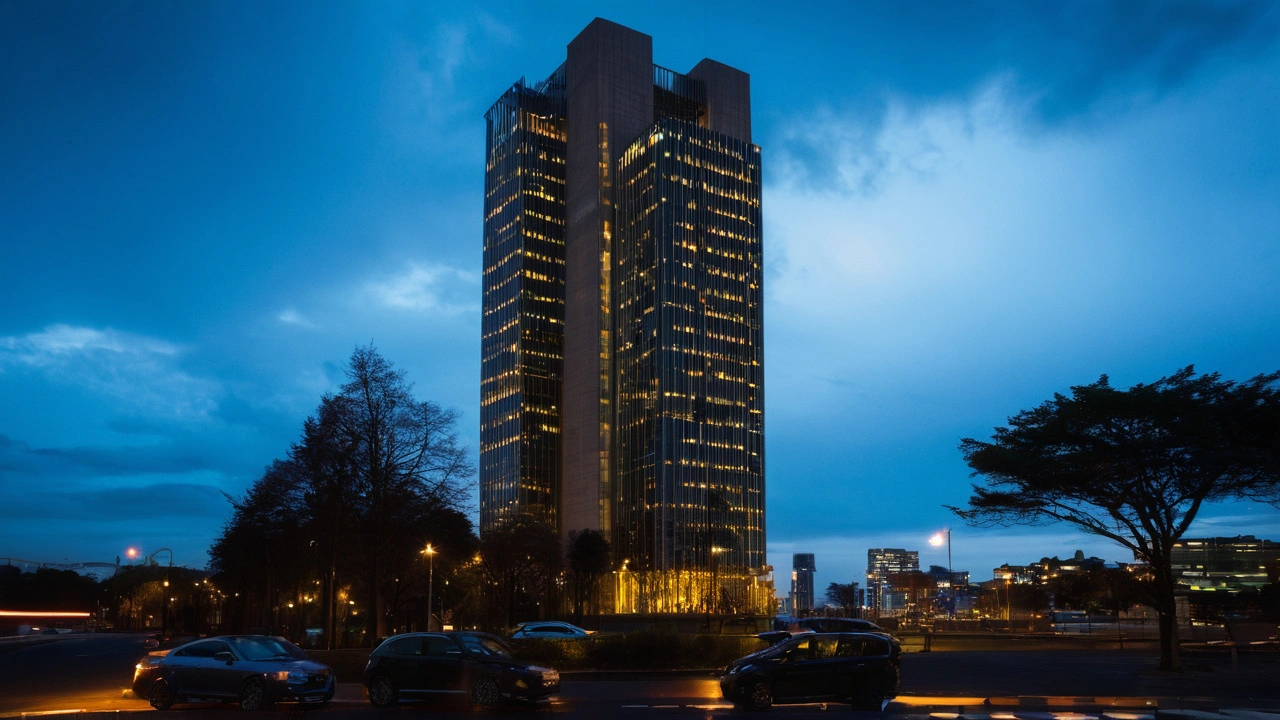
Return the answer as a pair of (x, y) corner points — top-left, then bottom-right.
(277, 308), (318, 329)
(0, 324), (221, 421)
(384, 11), (517, 156)
(0, 481), (229, 522)
(365, 261), (478, 314)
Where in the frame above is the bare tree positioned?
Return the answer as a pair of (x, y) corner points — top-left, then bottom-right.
(329, 345), (474, 639)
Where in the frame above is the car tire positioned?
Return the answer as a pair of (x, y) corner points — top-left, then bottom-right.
(148, 679), (175, 711)
(238, 677), (269, 711)
(367, 674), (398, 707)
(746, 680), (772, 710)
(471, 675), (502, 708)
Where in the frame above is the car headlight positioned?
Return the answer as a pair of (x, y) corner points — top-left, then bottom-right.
(528, 666), (559, 683)
(727, 664), (744, 675)
(271, 671), (309, 684)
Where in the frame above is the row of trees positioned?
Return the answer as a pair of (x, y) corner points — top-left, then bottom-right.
(208, 346), (615, 646)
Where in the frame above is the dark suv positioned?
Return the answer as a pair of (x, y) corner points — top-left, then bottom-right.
(364, 631), (560, 708)
(720, 632), (900, 710)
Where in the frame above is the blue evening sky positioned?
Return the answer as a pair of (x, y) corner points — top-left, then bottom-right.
(3, 1), (1279, 594)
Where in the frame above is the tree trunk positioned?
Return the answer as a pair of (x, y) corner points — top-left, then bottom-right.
(1152, 562), (1181, 671)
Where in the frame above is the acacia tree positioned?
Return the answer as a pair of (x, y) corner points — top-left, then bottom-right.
(954, 367), (1280, 670)
(825, 581), (860, 614)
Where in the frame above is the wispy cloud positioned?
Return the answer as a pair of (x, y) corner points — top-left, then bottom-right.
(277, 308), (318, 329)
(0, 324), (220, 421)
(385, 11), (517, 156)
(365, 261), (478, 314)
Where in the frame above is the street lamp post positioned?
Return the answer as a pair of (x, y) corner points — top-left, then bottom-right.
(710, 547), (725, 616)
(423, 545), (435, 632)
(145, 548), (174, 636)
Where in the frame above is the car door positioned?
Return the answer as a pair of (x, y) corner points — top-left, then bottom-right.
(771, 637), (823, 701)
(419, 635), (466, 692)
(380, 636), (426, 692)
(199, 640), (241, 698)
(833, 635), (867, 696)
(167, 640), (226, 697)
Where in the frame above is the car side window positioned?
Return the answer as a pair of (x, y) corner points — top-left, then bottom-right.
(836, 638), (864, 658)
(812, 637), (839, 659)
(177, 640), (230, 658)
(424, 636), (459, 656)
(860, 637), (889, 657)
(387, 637), (422, 656)
(785, 637), (812, 660)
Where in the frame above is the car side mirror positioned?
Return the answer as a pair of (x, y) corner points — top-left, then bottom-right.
(213, 651), (234, 664)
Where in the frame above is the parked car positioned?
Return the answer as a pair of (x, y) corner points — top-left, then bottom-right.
(758, 617), (889, 645)
(720, 632), (901, 711)
(143, 635), (335, 710)
(364, 631), (560, 708)
(132, 635), (198, 698)
(510, 620), (593, 639)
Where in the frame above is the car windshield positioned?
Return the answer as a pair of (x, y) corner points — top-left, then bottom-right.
(756, 636), (809, 660)
(458, 634), (513, 659)
(229, 636), (307, 661)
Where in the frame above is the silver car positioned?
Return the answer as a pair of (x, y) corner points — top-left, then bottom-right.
(146, 635), (334, 710)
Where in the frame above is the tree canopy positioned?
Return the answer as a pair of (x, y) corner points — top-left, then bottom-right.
(210, 344), (476, 645)
(953, 366), (1280, 670)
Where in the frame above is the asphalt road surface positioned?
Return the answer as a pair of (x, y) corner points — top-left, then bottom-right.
(3, 634), (1279, 719)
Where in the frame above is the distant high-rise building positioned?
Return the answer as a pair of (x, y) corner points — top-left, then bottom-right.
(791, 553), (816, 615)
(867, 548), (919, 615)
(480, 18), (766, 614)
(1171, 535), (1280, 591)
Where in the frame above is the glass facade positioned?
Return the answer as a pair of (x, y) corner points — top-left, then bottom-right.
(480, 67), (567, 531)
(613, 100), (765, 612)
(481, 24), (770, 615)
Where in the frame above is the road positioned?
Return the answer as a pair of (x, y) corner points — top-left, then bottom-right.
(2, 634), (1278, 719)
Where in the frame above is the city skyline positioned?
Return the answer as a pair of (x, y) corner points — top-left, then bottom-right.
(3, 1), (1280, 597)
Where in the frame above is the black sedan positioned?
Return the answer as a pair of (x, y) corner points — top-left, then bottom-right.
(720, 632), (900, 711)
(364, 631), (560, 708)
(144, 635), (335, 710)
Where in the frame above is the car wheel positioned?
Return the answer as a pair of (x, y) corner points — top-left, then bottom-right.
(367, 674), (398, 707)
(471, 675), (502, 708)
(238, 677), (269, 711)
(747, 680), (772, 710)
(854, 677), (885, 712)
(148, 679), (174, 711)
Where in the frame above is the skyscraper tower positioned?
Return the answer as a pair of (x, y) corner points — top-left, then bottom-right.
(791, 554), (816, 615)
(481, 18), (766, 614)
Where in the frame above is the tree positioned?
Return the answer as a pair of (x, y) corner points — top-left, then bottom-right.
(824, 581), (860, 614)
(953, 367), (1280, 670)
(479, 513), (561, 628)
(328, 345), (474, 639)
(209, 345), (476, 644)
(566, 530), (610, 624)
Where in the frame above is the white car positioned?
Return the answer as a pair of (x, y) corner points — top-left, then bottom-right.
(510, 621), (593, 639)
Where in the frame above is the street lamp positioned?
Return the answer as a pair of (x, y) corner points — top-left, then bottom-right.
(146, 548), (174, 636)
(423, 545), (435, 632)
(929, 529), (952, 618)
